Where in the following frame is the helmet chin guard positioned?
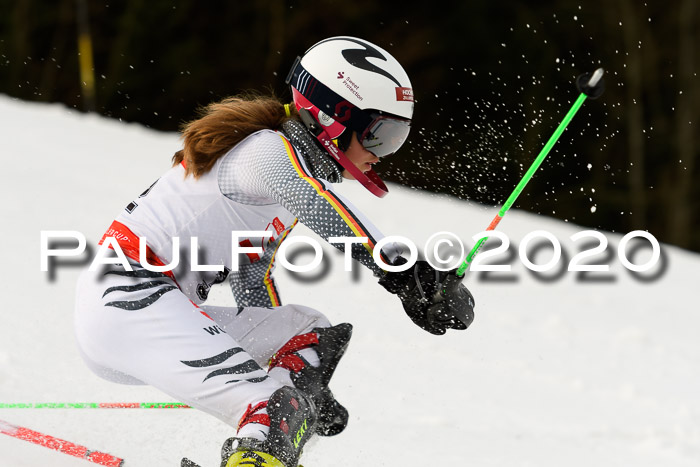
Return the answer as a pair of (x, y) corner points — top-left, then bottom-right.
(296, 102), (389, 198)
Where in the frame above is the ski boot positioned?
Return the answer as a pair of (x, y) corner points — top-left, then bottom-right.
(268, 323), (352, 436)
(221, 386), (317, 467)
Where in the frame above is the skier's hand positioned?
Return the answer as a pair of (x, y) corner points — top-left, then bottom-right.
(378, 258), (475, 335)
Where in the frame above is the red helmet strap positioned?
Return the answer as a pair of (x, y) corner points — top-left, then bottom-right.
(313, 127), (389, 198)
(296, 106), (388, 198)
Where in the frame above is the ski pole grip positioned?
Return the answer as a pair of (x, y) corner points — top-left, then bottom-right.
(576, 68), (605, 99)
(434, 270), (464, 302)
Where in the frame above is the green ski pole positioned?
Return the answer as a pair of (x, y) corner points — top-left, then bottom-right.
(455, 68), (606, 277)
(0, 402), (191, 409)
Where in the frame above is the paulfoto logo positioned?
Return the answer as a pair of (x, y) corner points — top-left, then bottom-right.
(39, 229), (665, 282)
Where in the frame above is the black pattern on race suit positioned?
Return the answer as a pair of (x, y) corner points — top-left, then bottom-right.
(217, 122), (399, 308)
(180, 347), (270, 385)
(101, 265), (177, 310)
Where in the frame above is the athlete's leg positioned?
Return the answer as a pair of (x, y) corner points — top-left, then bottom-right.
(204, 303), (331, 368)
(74, 265), (282, 440)
(205, 304), (353, 436)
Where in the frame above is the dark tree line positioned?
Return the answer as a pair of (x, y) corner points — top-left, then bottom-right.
(1, 0), (698, 252)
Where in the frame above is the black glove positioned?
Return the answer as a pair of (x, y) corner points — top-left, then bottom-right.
(378, 258), (475, 335)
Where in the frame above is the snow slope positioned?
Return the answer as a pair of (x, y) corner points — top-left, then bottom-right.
(0, 95), (698, 466)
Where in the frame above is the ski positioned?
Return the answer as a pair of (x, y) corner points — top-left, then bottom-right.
(182, 455), (308, 466)
(181, 458), (202, 467)
(0, 417), (124, 466)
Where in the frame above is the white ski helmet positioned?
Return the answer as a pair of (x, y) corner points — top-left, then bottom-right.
(286, 36), (414, 196)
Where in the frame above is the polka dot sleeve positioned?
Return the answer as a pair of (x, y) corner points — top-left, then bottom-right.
(218, 130), (391, 275)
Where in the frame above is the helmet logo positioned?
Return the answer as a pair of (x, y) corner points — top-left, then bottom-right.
(317, 110), (335, 127)
(324, 37), (401, 87)
(337, 72), (345, 79)
(333, 101), (352, 123)
(395, 87), (414, 102)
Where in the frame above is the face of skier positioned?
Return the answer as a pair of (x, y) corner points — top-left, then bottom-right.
(342, 132), (380, 179)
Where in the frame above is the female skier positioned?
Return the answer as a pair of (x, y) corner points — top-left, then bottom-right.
(74, 36), (474, 467)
